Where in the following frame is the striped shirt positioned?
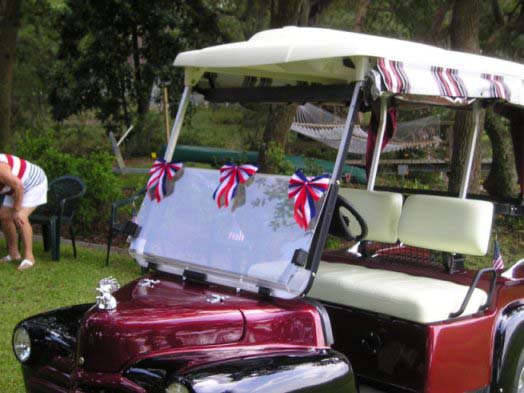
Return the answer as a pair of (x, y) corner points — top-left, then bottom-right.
(0, 154), (46, 194)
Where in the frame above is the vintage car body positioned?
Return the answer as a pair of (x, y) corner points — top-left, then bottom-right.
(17, 274), (354, 392)
(13, 27), (524, 393)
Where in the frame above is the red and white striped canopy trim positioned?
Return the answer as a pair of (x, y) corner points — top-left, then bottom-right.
(373, 58), (522, 106)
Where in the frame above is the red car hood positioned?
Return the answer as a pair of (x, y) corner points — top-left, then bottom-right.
(78, 274), (247, 373)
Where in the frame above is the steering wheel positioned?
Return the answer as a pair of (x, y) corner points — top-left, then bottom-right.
(330, 195), (368, 242)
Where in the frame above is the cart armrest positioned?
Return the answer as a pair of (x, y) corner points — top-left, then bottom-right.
(448, 267), (497, 318)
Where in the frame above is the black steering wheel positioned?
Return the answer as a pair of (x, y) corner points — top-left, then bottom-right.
(330, 194), (368, 242)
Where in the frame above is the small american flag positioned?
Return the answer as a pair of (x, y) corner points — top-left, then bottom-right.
(492, 239), (505, 270)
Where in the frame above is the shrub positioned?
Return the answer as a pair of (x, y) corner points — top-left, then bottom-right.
(265, 142), (294, 175)
(14, 128), (123, 234)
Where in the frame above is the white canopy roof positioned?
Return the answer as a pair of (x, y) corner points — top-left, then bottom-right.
(174, 26), (524, 106)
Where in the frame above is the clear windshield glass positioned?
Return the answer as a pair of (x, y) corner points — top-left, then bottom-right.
(130, 167), (328, 299)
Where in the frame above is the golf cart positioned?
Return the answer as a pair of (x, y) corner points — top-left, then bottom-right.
(12, 27), (524, 393)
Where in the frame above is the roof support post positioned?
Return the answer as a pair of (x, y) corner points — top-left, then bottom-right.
(329, 83), (363, 184)
(366, 95), (388, 191)
(164, 86), (192, 162)
(459, 101), (481, 199)
(353, 57), (370, 81)
(307, 81), (362, 279)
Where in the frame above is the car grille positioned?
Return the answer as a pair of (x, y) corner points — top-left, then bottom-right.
(24, 355), (74, 392)
(24, 355), (142, 393)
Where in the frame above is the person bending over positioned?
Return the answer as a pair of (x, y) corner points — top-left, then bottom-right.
(0, 154), (47, 270)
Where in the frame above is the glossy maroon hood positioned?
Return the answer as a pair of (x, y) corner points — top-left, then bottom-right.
(77, 272), (325, 374)
(78, 274), (247, 372)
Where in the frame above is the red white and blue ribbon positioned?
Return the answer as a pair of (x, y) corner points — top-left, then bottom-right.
(147, 159), (183, 202)
(288, 170), (330, 230)
(213, 164), (258, 208)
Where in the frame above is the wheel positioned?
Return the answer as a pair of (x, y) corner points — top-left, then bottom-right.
(517, 357), (524, 393)
(500, 345), (524, 393)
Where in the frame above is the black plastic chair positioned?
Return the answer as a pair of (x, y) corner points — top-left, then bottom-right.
(106, 187), (146, 266)
(30, 176), (86, 261)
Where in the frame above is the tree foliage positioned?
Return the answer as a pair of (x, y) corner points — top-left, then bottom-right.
(49, 0), (221, 151)
(12, 0), (60, 129)
(0, 0), (22, 150)
(7, 0), (524, 197)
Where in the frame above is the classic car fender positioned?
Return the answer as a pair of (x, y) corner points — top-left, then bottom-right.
(125, 348), (357, 393)
(14, 303), (94, 364)
(493, 301), (524, 389)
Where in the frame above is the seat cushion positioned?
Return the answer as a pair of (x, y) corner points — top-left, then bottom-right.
(338, 188), (403, 243)
(309, 262), (487, 323)
(398, 195), (494, 256)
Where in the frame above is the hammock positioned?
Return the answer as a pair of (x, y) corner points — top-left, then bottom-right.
(291, 104), (441, 155)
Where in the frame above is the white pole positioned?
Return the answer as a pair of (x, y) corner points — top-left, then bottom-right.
(117, 125), (134, 146)
(459, 100), (481, 199)
(367, 95), (388, 191)
(329, 82), (363, 185)
(164, 86), (192, 162)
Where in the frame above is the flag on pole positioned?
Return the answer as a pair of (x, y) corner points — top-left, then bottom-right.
(492, 239), (505, 270)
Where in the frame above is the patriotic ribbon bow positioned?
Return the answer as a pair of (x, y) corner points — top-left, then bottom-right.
(288, 170), (330, 230)
(213, 164), (258, 208)
(147, 159), (183, 202)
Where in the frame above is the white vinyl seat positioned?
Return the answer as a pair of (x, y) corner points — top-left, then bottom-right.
(338, 188), (403, 243)
(398, 195), (494, 256)
(309, 195), (494, 323)
(309, 262), (487, 323)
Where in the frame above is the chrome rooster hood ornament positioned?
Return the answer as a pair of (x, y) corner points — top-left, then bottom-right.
(96, 277), (120, 311)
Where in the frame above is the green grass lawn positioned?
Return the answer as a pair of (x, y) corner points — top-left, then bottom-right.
(0, 240), (140, 392)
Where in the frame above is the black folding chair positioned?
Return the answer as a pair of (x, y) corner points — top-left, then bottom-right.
(106, 187), (146, 266)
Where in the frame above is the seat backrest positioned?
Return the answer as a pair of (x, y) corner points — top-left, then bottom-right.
(338, 188), (403, 243)
(398, 195), (494, 256)
(48, 175), (86, 218)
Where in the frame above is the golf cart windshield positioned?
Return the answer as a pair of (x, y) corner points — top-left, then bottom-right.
(130, 167), (327, 298)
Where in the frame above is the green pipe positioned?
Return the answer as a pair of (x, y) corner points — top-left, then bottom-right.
(171, 145), (367, 184)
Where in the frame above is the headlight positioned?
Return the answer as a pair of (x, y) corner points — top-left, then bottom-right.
(166, 382), (190, 393)
(13, 327), (31, 363)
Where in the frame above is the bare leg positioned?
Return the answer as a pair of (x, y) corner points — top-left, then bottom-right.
(17, 207), (37, 263)
(0, 207), (21, 259)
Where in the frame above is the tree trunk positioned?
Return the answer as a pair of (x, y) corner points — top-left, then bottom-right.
(259, 0), (309, 172)
(0, 0), (22, 151)
(484, 109), (517, 199)
(131, 25), (155, 155)
(501, 107), (524, 198)
(448, 0), (482, 194)
(260, 104), (298, 173)
(308, 0), (334, 26)
(353, 0), (371, 32)
(269, 0), (307, 27)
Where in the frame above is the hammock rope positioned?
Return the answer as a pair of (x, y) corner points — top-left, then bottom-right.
(290, 104), (441, 155)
